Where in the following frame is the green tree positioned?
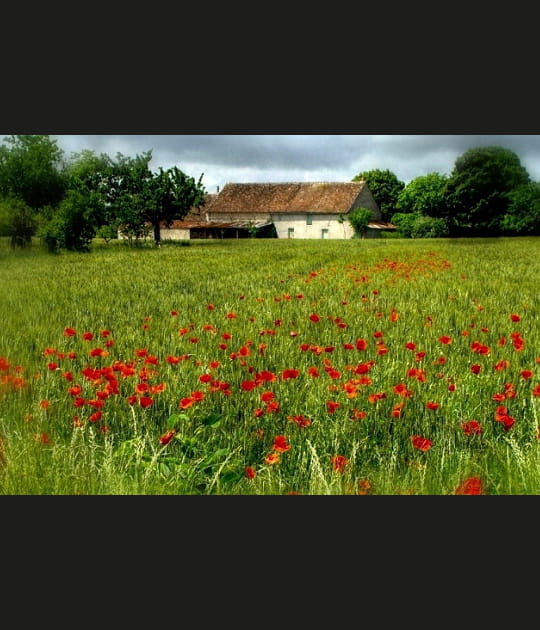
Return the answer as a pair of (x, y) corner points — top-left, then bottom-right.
(443, 146), (530, 236)
(0, 135), (66, 246)
(348, 207), (373, 238)
(499, 182), (540, 235)
(352, 169), (405, 221)
(395, 172), (449, 216)
(391, 212), (448, 238)
(0, 135), (66, 210)
(39, 149), (114, 252)
(107, 151), (206, 246)
(0, 196), (37, 247)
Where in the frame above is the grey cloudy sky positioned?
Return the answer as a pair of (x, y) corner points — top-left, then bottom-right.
(49, 134), (540, 195)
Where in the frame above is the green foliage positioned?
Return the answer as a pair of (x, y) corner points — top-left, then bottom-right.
(348, 207), (373, 238)
(0, 135), (66, 210)
(391, 211), (448, 238)
(0, 196), (37, 247)
(500, 182), (540, 235)
(107, 152), (207, 246)
(352, 169), (405, 221)
(39, 188), (102, 252)
(396, 172), (449, 216)
(445, 146), (530, 236)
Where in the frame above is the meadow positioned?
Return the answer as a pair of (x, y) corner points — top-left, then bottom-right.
(1, 236), (539, 495)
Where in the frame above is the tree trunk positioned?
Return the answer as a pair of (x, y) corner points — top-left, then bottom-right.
(153, 223), (161, 247)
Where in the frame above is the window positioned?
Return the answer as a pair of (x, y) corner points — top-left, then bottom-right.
(306, 213), (313, 225)
(321, 228), (329, 239)
(288, 227), (294, 239)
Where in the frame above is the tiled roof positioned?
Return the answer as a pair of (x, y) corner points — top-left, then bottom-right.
(206, 182), (368, 215)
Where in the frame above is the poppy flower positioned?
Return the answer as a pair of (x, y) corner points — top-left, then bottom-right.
(455, 477), (484, 495)
(264, 452), (281, 465)
(411, 435), (433, 452)
(139, 396), (153, 408)
(272, 435), (291, 453)
(159, 430), (176, 445)
(309, 314), (320, 323)
(461, 420), (483, 436)
(282, 369), (300, 380)
(245, 466), (256, 479)
(326, 401), (341, 414)
(331, 455), (348, 473)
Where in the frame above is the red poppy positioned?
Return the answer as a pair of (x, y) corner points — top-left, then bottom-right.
(411, 435), (433, 452)
(63, 327), (77, 337)
(287, 414), (312, 428)
(245, 466), (256, 479)
(426, 401), (440, 411)
(510, 313), (521, 322)
(331, 455), (348, 473)
(326, 401), (341, 414)
(159, 430), (176, 445)
(89, 411), (103, 423)
(461, 420), (483, 436)
(264, 452), (280, 465)
(272, 435), (291, 453)
(470, 364), (481, 375)
(455, 477), (484, 495)
(82, 332), (94, 341)
(282, 369), (300, 380)
(439, 336), (452, 345)
(139, 396), (153, 408)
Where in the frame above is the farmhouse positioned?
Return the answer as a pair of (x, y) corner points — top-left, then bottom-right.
(127, 180), (395, 241)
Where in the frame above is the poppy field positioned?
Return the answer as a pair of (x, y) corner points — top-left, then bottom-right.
(1, 236), (539, 495)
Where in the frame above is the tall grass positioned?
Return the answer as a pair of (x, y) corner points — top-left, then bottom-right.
(1, 236), (539, 494)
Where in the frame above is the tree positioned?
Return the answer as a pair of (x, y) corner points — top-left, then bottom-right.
(0, 135), (66, 246)
(499, 182), (540, 235)
(391, 212), (448, 238)
(348, 207), (373, 238)
(0, 196), (37, 247)
(39, 149), (113, 252)
(443, 146), (530, 236)
(0, 135), (66, 210)
(395, 172), (449, 216)
(352, 169), (405, 221)
(107, 151), (206, 246)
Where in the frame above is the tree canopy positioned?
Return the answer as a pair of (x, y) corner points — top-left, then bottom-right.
(444, 146), (531, 235)
(352, 169), (405, 221)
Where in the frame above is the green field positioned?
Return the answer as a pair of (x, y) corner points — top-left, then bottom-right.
(1, 236), (539, 494)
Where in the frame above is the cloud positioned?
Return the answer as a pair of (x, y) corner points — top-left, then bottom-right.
(27, 133), (540, 193)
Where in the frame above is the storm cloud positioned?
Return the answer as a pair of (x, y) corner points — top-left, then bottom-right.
(49, 134), (540, 194)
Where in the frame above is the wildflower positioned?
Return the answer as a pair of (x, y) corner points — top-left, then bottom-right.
(245, 466), (256, 479)
(272, 435), (290, 453)
(426, 401), (440, 411)
(331, 455), (348, 473)
(461, 420), (483, 436)
(411, 435), (433, 452)
(309, 313), (320, 323)
(455, 477), (484, 495)
(159, 430), (176, 446)
(63, 327), (77, 337)
(282, 369), (300, 380)
(265, 452), (281, 465)
(326, 401), (341, 414)
(139, 396), (154, 409)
